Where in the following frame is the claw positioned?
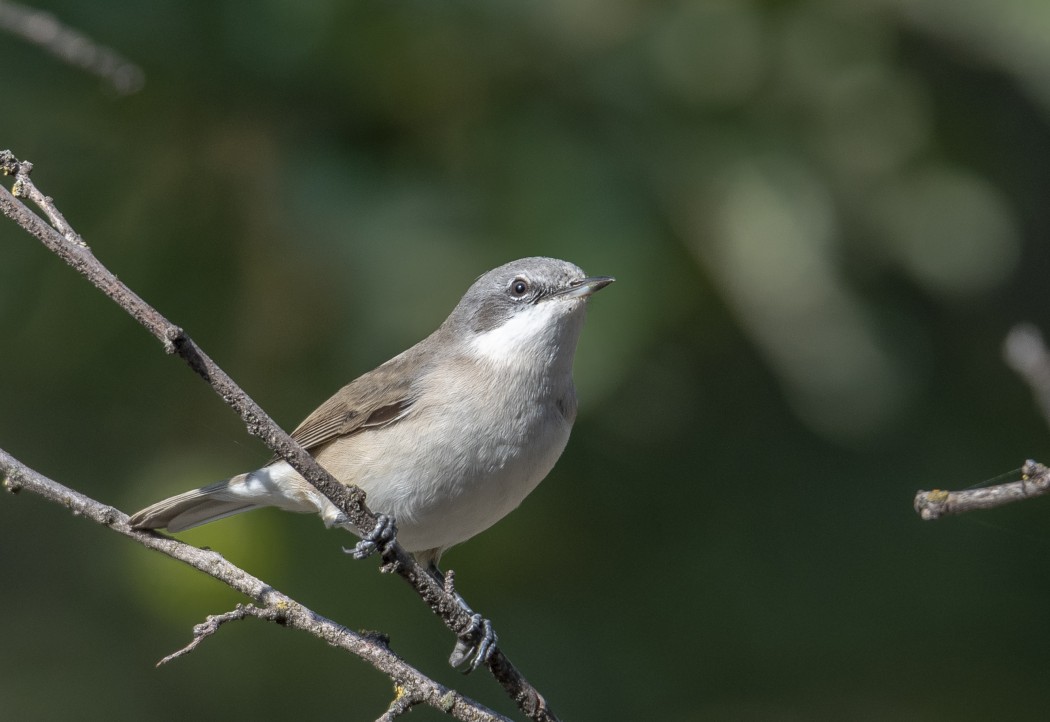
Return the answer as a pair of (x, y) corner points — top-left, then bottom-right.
(426, 563), (500, 671)
(471, 616), (497, 670)
(344, 514), (397, 560)
(449, 612), (497, 672)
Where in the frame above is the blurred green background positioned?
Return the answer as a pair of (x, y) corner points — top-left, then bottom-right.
(3, 1), (1050, 719)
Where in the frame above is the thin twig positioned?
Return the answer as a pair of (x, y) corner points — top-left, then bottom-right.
(914, 460), (1050, 520)
(156, 604), (276, 666)
(0, 150), (557, 722)
(0, 447), (507, 722)
(0, 0), (144, 94)
(914, 325), (1050, 521)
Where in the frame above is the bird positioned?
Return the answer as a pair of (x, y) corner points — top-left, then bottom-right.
(129, 256), (612, 661)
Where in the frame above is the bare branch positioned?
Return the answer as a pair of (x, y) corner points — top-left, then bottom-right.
(0, 150), (557, 721)
(914, 460), (1050, 520)
(0, 446), (508, 722)
(0, 0), (144, 94)
(156, 604), (275, 667)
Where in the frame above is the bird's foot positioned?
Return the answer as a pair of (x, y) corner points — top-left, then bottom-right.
(344, 514), (398, 560)
(449, 611), (497, 672)
(428, 563), (498, 672)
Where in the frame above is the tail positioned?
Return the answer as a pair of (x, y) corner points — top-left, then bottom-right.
(128, 474), (260, 533)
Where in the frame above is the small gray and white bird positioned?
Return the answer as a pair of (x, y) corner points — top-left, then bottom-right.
(130, 257), (612, 574)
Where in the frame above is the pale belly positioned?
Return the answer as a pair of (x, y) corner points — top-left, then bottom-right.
(311, 397), (574, 553)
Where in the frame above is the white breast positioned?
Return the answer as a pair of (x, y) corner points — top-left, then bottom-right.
(309, 355), (576, 554)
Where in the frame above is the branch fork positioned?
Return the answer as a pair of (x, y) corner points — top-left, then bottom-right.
(157, 603), (282, 667)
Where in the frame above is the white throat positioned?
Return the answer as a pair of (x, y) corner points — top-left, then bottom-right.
(468, 301), (584, 372)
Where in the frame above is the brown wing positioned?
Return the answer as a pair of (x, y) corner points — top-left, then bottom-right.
(281, 351), (422, 456)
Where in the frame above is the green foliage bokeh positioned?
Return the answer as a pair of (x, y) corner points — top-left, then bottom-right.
(4, 1), (1050, 719)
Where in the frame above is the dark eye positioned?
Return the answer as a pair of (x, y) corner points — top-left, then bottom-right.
(509, 278), (529, 297)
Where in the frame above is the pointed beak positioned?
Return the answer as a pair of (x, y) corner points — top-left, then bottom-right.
(551, 275), (615, 300)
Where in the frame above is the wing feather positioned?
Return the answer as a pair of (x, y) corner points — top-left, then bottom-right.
(282, 350), (423, 456)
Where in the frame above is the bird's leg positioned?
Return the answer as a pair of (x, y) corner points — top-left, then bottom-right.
(344, 514), (398, 560)
(427, 562), (498, 672)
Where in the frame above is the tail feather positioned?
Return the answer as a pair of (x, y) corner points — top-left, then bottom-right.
(128, 477), (261, 533)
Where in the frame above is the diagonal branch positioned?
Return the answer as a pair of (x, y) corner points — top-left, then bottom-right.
(0, 446), (506, 722)
(0, 149), (556, 722)
(0, 0), (144, 95)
